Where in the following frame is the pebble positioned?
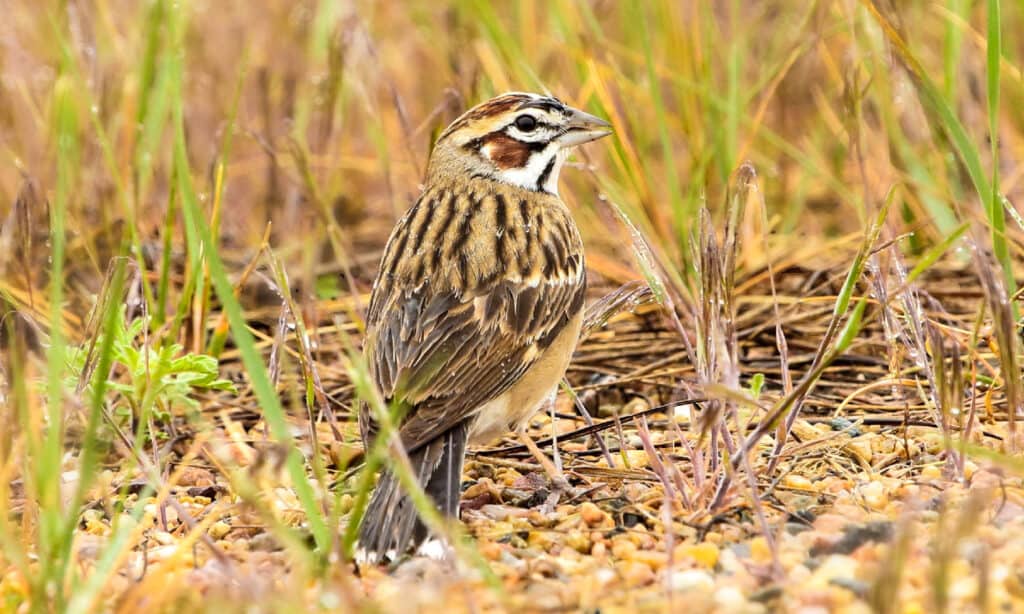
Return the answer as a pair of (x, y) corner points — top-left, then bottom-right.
(179, 466), (216, 487)
(807, 554), (856, 589)
(845, 438), (873, 464)
(675, 542), (720, 569)
(148, 544), (178, 563)
(750, 536), (773, 564)
(83, 509), (109, 536)
(631, 549), (667, 571)
(209, 520), (230, 540)
(714, 585), (754, 611)
(784, 474), (815, 491)
(668, 569), (714, 592)
(477, 540), (504, 561)
(620, 560), (655, 588)
(528, 531), (558, 551)
(610, 537), (637, 559)
(579, 502), (608, 527)
(860, 481), (888, 510)
(565, 530), (591, 554)
(152, 530), (176, 546)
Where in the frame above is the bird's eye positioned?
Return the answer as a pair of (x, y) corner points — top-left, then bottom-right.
(514, 115), (538, 132)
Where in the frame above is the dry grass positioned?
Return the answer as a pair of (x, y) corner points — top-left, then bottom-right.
(1, 1), (1024, 612)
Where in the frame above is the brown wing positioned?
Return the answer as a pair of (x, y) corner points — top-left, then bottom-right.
(360, 183), (585, 451)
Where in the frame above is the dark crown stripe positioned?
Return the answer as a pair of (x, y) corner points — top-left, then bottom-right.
(517, 97), (565, 113)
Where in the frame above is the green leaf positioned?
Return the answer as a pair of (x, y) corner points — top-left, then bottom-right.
(749, 373), (765, 399)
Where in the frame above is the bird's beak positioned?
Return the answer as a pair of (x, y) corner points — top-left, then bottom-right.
(559, 107), (613, 147)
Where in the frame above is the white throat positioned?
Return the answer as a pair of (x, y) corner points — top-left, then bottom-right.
(489, 145), (568, 195)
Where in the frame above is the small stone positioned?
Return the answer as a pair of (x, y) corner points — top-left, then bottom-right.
(152, 530), (175, 546)
(808, 554), (857, 588)
(565, 530), (590, 554)
(82, 509), (108, 536)
(462, 478), (496, 500)
(714, 585), (750, 611)
(810, 521), (893, 557)
(148, 544), (177, 563)
(749, 536), (773, 564)
(704, 531), (723, 545)
(611, 537), (637, 559)
(784, 474), (814, 491)
(525, 510), (551, 527)
(579, 502), (608, 528)
(179, 466), (216, 487)
(249, 532), (283, 552)
(675, 542), (720, 569)
(668, 569), (714, 592)
(1001, 562), (1024, 598)
(860, 481), (888, 510)
(593, 567), (616, 588)
(477, 540), (504, 561)
(845, 438), (873, 464)
(621, 560), (655, 588)
(631, 549), (667, 571)
(479, 504), (530, 521)
(209, 521), (231, 540)
(527, 530), (558, 550)
(338, 493), (354, 514)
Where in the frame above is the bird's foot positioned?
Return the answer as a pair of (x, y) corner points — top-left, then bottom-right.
(516, 431), (582, 513)
(541, 470), (585, 514)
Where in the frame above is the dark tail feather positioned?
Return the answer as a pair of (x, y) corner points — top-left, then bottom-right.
(357, 422), (469, 563)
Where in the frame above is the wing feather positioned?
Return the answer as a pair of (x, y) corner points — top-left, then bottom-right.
(361, 185), (585, 451)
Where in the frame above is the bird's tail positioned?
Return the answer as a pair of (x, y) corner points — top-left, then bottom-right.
(356, 422), (469, 564)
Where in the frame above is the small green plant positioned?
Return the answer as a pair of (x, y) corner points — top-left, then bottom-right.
(65, 305), (235, 428)
(748, 372), (765, 400)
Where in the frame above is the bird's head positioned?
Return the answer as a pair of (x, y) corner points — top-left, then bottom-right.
(427, 92), (612, 195)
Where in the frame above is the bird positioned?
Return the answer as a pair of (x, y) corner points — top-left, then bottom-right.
(356, 92), (612, 565)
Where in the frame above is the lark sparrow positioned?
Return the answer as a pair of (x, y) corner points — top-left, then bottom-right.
(357, 92), (611, 564)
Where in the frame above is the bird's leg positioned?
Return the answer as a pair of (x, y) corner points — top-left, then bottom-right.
(518, 393), (577, 513)
(516, 429), (571, 493)
(516, 430), (570, 514)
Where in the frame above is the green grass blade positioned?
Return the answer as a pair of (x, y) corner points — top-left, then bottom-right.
(53, 258), (127, 591)
(863, 0), (1014, 297)
(162, 0), (330, 559)
(37, 68), (78, 608)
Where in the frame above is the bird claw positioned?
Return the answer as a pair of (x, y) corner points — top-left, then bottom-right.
(539, 474), (579, 514)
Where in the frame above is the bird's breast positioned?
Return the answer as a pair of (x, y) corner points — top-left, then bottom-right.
(468, 309), (584, 445)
